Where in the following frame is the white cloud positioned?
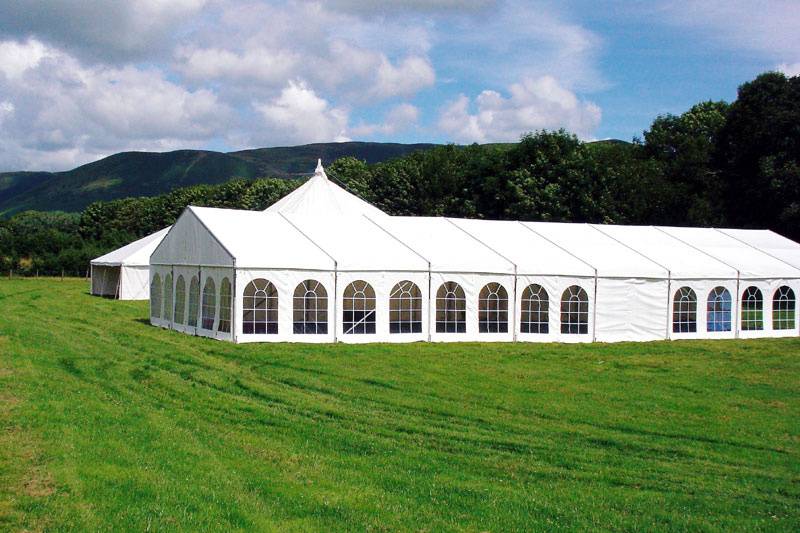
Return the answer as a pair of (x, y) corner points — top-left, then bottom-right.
(777, 63), (800, 77)
(0, 39), (231, 170)
(438, 76), (601, 143)
(351, 103), (420, 136)
(654, 1), (800, 59)
(174, 2), (436, 101)
(0, 0), (208, 63)
(253, 81), (350, 145)
(0, 39), (52, 79)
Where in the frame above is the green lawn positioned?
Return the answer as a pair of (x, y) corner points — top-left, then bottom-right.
(1, 279), (799, 532)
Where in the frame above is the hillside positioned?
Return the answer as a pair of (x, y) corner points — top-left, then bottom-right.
(1, 278), (798, 530)
(0, 142), (436, 216)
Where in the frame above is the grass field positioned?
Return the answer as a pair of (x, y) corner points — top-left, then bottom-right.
(1, 279), (799, 531)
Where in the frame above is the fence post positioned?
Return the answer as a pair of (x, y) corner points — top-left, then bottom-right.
(61, 270), (64, 281)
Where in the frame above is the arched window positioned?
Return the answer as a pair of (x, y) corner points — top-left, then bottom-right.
(389, 280), (422, 334)
(163, 273), (173, 323)
(436, 282), (466, 333)
(521, 284), (548, 334)
(174, 275), (186, 325)
(707, 287), (732, 332)
(561, 285), (589, 334)
(150, 273), (162, 319)
(672, 287), (697, 333)
(343, 280), (376, 334)
(293, 280), (328, 334)
(478, 282), (508, 333)
(243, 278), (278, 334)
(741, 286), (763, 331)
(218, 277), (232, 333)
(773, 286), (796, 330)
(201, 277), (216, 330)
(188, 276), (200, 328)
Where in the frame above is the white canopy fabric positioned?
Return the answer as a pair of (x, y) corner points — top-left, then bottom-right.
(147, 161), (800, 344)
(448, 218), (595, 277)
(92, 227), (170, 267)
(593, 225), (738, 280)
(152, 207), (335, 271)
(286, 213), (428, 272)
(91, 226), (170, 300)
(524, 222), (669, 279)
(657, 226), (800, 279)
(718, 229), (800, 271)
(372, 216), (515, 274)
(264, 159), (387, 219)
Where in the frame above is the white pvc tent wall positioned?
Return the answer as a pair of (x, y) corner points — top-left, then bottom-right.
(91, 227), (170, 300)
(148, 161), (800, 344)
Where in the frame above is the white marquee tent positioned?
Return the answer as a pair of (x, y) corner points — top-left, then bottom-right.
(91, 227), (170, 300)
(148, 161), (800, 343)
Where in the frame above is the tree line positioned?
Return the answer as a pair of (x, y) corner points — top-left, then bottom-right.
(1, 71), (798, 275)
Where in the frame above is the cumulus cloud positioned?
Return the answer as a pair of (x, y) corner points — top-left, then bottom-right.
(0, 39), (230, 170)
(253, 81), (350, 145)
(777, 63), (800, 77)
(174, 2), (436, 101)
(351, 103), (420, 136)
(438, 76), (601, 143)
(0, 0), (207, 63)
(654, 0), (800, 60)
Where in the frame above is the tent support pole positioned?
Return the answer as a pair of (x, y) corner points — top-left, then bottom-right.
(735, 274), (740, 339)
(666, 276), (672, 340)
(333, 265), (338, 343)
(427, 270), (432, 342)
(231, 261), (237, 344)
(592, 270), (598, 342)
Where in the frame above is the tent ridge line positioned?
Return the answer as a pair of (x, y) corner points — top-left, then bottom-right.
(186, 207), (237, 263)
(714, 228), (800, 276)
(652, 226), (741, 277)
(588, 224), (670, 278)
(444, 218), (517, 272)
(278, 212), (338, 268)
(364, 214), (432, 269)
(516, 221), (598, 275)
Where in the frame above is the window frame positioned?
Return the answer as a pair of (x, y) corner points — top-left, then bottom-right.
(741, 286), (763, 331)
(187, 276), (200, 328)
(201, 277), (216, 331)
(435, 281), (466, 333)
(672, 286), (697, 333)
(772, 286), (796, 330)
(150, 273), (162, 319)
(520, 284), (549, 334)
(706, 286), (732, 332)
(218, 277), (232, 334)
(478, 282), (509, 333)
(343, 280), (376, 335)
(560, 285), (589, 335)
(174, 275), (186, 325)
(243, 278), (279, 335)
(293, 279), (328, 334)
(389, 280), (422, 334)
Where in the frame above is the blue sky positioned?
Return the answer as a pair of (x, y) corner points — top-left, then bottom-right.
(0, 0), (797, 171)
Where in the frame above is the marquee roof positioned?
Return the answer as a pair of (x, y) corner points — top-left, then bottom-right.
(593, 225), (738, 279)
(523, 222), (669, 278)
(658, 226), (800, 279)
(92, 226), (170, 267)
(264, 159), (387, 219)
(149, 162), (800, 281)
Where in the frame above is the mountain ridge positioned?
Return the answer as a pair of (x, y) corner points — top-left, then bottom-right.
(0, 141), (438, 216)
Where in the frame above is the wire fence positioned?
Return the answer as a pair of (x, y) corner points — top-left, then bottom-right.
(4, 269), (90, 280)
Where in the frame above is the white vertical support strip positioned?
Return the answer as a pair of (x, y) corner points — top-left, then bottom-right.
(653, 226), (741, 338)
(519, 222), (598, 340)
(589, 224), (672, 340)
(445, 218), (517, 338)
(232, 260), (237, 344)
